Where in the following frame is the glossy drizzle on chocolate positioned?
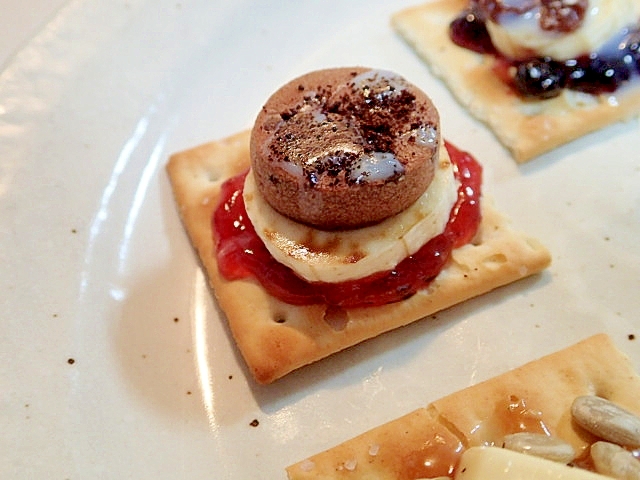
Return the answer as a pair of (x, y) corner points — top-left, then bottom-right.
(265, 70), (436, 188)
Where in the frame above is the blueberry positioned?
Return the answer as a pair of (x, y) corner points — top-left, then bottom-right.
(449, 8), (496, 54)
(565, 53), (631, 94)
(621, 29), (640, 74)
(513, 58), (565, 99)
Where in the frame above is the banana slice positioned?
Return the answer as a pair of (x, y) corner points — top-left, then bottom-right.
(243, 146), (460, 283)
(487, 0), (640, 60)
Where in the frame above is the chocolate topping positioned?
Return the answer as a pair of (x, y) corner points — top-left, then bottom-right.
(250, 67), (440, 230)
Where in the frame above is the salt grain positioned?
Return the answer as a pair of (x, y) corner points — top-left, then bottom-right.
(300, 459), (315, 472)
(344, 458), (357, 471)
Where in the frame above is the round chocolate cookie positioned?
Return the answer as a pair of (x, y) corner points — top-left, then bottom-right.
(250, 67), (441, 230)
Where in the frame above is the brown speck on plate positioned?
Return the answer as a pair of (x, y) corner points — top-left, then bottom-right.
(67, 358), (75, 365)
(250, 419), (259, 427)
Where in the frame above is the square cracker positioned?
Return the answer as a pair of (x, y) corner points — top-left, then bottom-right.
(166, 129), (550, 384)
(392, 0), (640, 162)
(286, 334), (640, 479)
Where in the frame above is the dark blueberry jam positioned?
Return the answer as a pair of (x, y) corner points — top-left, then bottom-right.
(450, 5), (640, 99)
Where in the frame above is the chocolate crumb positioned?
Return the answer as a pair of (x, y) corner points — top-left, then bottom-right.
(629, 334), (636, 341)
(173, 317), (179, 323)
(250, 419), (260, 427)
(228, 375), (233, 380)
(67, 358), (75, 365)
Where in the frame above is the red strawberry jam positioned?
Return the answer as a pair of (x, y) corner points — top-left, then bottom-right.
(212, 142), (481, 308)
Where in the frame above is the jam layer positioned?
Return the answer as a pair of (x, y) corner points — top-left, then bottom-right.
(213, 142), (482, 308)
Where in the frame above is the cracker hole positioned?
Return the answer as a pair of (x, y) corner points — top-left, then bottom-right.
(207, 168), (222, 183)
(273, 314), (287, 324)
(483, 253), (507, 267)
(324, 306), (348, 331)
(470, 228), (485, 246)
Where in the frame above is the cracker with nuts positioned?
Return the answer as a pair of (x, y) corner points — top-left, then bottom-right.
(286, 334), (640, 479)
(391, 0), (640, 162)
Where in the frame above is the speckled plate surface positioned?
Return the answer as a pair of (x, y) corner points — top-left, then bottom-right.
(1, 1), (639, 478)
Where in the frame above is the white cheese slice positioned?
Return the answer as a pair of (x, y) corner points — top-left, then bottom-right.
(454, 447), (610, 480)
(243, 146), (460, 283)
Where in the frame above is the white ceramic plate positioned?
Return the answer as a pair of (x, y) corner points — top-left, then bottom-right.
(2, 1), (639, 478)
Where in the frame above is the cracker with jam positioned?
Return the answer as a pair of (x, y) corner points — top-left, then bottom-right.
(166, 68), (551, 384)
(392, 0), (640, 162)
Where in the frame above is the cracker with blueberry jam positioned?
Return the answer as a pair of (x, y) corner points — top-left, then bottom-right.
(392, 0), (640, 162)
